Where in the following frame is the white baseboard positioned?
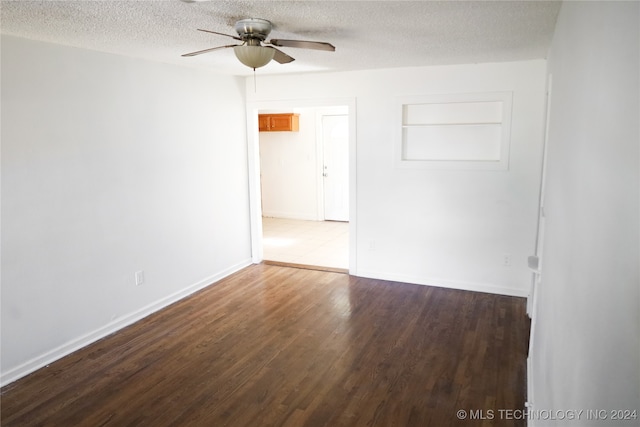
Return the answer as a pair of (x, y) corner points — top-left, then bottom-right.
(0, 258), (252, 387)
(355, 269), (529, 298)
(262, 211), (319, 221)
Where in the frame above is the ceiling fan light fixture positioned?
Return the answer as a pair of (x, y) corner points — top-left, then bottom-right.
(233, 45), (275, 69)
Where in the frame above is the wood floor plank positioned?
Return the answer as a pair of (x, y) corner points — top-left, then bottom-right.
(1, 264), (529, 426)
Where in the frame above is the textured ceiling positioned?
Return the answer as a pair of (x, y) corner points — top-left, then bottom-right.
(0, 0), (561, 76)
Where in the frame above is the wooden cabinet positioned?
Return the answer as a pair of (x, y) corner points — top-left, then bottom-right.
(259, 113), (299, 132)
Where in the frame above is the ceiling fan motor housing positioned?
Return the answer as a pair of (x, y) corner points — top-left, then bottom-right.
(234, 18), (272, 41)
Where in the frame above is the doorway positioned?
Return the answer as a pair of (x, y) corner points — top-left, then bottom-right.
(254, 104), (353, 271)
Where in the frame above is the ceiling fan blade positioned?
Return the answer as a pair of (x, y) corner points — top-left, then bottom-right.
(268, 39), (335, 52)
(270, 47), (295, 64)
(197, 29), (242, 41)
(181, 44), (238, 57)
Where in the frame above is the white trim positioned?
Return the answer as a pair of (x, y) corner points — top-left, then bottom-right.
(261, 211), (319, 221)
(356, 269), (529, 298)
(246, 108), (264, 264)
(246, 97), (358, 275)
(0, 259), (252, 387)
(315, 111), (326, 221)
(526, 72), (553, 418)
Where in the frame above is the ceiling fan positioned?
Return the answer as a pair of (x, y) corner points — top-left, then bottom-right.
(182, 18), (335, 70)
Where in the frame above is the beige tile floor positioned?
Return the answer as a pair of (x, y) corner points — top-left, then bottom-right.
(262, 217), (349, 269)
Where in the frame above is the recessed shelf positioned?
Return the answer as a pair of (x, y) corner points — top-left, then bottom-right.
(396, 92), (513, 170)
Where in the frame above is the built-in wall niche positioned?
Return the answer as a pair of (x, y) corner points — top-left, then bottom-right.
(396, 92), (513, 170)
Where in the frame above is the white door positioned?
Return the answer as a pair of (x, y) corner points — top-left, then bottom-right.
(322, 115), (349, 221)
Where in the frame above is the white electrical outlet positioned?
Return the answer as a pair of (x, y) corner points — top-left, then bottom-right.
(135, 270), (145, 286)
(503, 254), (511, 266)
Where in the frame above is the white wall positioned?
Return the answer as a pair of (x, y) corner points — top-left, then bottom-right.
(529, 2), (640, 424)
(1, 36), (252, 384)
(259, 108), (318, 220)
(247, 60), (548, 296)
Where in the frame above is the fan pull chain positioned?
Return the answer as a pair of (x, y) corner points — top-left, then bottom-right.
(253, 68), (257, 92)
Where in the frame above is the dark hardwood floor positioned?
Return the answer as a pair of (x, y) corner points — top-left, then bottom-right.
(1, 264), (529, 426)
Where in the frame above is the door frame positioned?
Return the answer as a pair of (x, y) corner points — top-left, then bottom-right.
(527, 72), (553, 409)
(245, 97), (357, 274)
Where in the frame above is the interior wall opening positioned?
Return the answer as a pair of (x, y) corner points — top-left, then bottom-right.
(258, 105), (350, 271)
